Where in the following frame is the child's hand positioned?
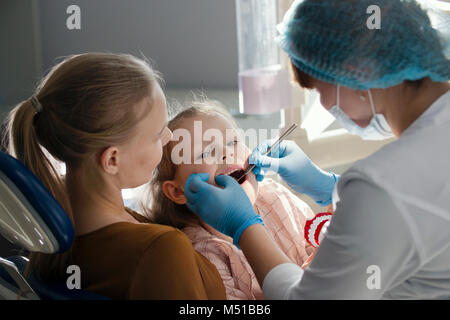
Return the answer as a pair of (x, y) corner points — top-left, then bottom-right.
(301, 248), (317, 270)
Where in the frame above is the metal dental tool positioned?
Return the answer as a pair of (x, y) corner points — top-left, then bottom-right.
(234, 123), (298, 183)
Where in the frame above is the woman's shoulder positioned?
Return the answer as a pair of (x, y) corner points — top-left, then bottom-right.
(75, 213), (191, 258)
(88, 221), (226, 299)
(117, 220), (191, 251)
(122, 207), (193, 245)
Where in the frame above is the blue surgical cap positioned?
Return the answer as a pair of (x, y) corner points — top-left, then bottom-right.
(277, 0), (450, 90)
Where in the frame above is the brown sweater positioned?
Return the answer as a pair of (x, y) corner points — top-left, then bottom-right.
(69, 208), (226, 299)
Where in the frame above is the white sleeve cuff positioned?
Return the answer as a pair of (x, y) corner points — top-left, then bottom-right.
(262, 263), (304, 300)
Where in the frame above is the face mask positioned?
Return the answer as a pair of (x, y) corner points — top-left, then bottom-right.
(328, 85), (394, 141)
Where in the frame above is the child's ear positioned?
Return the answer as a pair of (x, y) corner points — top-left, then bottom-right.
(162, 180), (186, 205)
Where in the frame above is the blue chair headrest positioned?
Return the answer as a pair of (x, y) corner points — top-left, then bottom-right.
(0, 152), (74, 253)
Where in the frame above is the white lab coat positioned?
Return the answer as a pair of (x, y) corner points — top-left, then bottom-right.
(262, 90), (450, 299)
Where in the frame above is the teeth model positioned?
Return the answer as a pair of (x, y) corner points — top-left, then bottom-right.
(304, 212), (333, 248)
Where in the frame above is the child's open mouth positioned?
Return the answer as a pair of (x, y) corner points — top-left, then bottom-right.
(227, 169), (247, 184)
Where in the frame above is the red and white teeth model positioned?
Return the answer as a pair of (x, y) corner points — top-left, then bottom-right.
(304, 212), (333, 248)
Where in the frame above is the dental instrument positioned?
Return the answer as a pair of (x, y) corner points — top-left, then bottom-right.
(230, 123), (298, 183)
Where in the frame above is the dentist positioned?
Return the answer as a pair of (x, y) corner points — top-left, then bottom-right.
(184, 0), (450, 299)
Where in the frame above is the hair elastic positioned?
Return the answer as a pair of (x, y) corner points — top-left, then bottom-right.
(30, 95), (43, 113)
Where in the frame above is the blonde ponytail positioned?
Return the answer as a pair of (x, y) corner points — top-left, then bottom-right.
(7, 99), (72, 220)
(5, 98), (72, 281)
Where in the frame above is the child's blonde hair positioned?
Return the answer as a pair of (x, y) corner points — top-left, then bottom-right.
(3, 53), (162, 281)
(146, 99), (236, 229)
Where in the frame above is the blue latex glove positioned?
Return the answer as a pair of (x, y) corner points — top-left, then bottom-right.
(184, 173), (264, 247)
(252, 166), (265, 182)
(249, 140), (339, 206)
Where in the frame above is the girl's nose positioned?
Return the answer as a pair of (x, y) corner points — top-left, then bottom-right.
(221, 150), (234, 164)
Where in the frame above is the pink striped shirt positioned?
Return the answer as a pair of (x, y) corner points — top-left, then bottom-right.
(182, 179), (315, 300)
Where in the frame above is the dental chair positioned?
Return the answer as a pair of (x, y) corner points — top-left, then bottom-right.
(0, 151), (108, 300)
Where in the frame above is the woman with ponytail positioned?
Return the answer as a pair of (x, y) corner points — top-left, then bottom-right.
(4, 53), (226, 300)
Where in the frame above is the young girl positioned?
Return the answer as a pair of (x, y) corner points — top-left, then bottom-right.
(148, 100), (315, 300)
(4, 53), (226, 299)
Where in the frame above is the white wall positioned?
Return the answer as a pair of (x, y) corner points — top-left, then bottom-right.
(0, 0), (42, 117)
(1, 0), (239, 120)
(38, 0), (238, 89)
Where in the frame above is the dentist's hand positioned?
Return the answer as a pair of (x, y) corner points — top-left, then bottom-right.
(249, 140), (339, 206)
(184, 173), (264, 247)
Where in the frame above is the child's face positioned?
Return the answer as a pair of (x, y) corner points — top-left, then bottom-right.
(170, 114), (259, 205)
